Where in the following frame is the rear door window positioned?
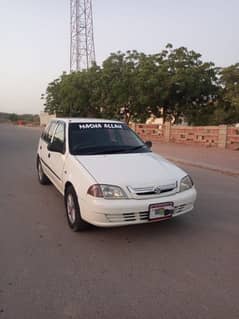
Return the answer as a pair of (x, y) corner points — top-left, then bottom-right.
(52, 122), (66, 153)
(42, 121), (57, 144)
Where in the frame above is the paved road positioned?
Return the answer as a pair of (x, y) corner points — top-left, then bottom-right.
(0, 124), (239, 319)
(152, 142), (239, 176)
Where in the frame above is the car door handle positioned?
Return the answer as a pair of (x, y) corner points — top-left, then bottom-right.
(48, 153), (51, 158)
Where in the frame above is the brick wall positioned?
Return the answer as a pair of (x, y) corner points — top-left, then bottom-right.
(131, 123), (164, 142)
(171, 126), (219, 147)
(227, 127), (239, 150)
(131, 123), (239, 150)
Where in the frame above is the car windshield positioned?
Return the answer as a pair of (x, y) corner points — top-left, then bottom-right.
(69, 122), (151, 155)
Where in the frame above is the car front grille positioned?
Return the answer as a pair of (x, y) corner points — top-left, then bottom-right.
(105, 211), (149, 223)
(105, 203), (192, 223)
(127, 183), (177, 198)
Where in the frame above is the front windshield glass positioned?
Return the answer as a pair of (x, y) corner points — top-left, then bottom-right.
(69, 122), (151, 155)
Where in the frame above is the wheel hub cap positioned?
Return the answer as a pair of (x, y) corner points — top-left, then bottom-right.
(38, 162), (43, 180)
(67, 194), (76, 224)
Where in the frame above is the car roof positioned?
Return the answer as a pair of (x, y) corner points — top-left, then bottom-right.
(51, 118), (124, 124)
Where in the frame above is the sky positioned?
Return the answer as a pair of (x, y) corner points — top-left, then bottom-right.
(0, 0), (238, 114)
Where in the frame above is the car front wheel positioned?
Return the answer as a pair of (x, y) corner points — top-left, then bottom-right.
(65, 185), (90, 231)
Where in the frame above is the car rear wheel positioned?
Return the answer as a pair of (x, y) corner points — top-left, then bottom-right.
(65, 185), (90, 231)
(37, 158), (50, 185)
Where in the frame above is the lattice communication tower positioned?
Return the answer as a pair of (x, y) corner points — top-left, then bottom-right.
(70, 0), (96, 71)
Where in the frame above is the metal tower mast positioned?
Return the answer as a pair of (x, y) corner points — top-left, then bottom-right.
(70, 0), (96, 71)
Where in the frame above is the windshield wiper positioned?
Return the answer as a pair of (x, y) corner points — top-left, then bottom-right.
(92, 148), (131, 155)
(126, 145), (147, 151)
(73, 144), (149, 155)
(92, 145), (147, 155)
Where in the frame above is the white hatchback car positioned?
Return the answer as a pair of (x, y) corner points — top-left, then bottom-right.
(37, 118), (197, 231)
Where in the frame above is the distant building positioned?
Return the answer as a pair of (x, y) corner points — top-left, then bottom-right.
(146, 115), (189, 126)
(146, 114), (163, 126)
(39, 112), (56, 127)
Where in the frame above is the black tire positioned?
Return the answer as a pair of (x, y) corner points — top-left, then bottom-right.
(65, 185), (90, 231)
(37, 158), (50, 185)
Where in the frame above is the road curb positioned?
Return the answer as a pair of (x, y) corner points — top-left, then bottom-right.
(165, 156), (239, 177)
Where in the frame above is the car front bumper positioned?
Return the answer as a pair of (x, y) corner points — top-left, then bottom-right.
(80, 187), (197, 227)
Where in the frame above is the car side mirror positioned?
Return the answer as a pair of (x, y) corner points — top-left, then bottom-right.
(47, 141), (64, 153)
(145, 140), (152, 149)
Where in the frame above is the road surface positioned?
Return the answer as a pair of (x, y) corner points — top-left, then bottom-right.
(0, 124), (239, 319)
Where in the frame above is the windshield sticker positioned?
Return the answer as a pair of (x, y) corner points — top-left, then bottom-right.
(78, 123), (123, 129)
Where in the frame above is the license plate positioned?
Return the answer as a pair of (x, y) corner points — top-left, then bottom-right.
(149, 202), (174, 220)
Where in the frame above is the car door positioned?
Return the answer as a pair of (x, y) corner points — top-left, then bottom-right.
(39, 121), (57, 176)
(47, 121), (66, 193)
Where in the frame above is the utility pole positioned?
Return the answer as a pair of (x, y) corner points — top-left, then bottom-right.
(70, 0), (96, 71)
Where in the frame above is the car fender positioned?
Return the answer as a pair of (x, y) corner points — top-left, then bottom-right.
(63, 155), (97, 202)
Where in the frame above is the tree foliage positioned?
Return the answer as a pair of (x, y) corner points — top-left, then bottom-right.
(217, 64), (239, 124)
(8, 113), (39, 123)
(43, 44), (238, 125)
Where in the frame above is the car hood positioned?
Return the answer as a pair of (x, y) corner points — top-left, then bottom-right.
(75, 152), (186, 188)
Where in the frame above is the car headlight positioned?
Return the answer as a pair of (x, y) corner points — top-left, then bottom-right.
(87, 184), (128, 199)
(179, 175), (194, 192)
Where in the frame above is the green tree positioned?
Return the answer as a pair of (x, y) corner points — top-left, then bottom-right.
(9, 113), (19, 122)
(44, 66), (103, 118)
(100, 50), (147, 122)
(43, 45), (221, 125)
(154, 45), (219, 124)
(218, 63), (239, 124)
